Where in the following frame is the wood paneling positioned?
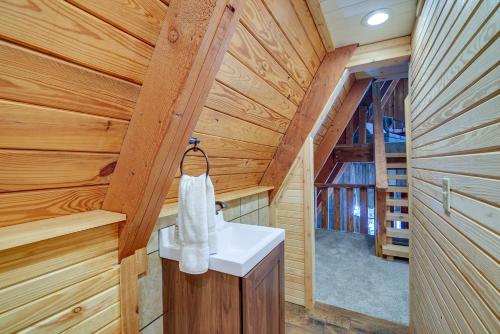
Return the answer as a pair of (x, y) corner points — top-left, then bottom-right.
(0, 0), (153, 83)
(0, 150), (117, 192)
(0, 100), (128, 153)
(408, 1), (499, 332)
(67, 0), (167, 45)
(241, 0), (313, 88)
(272, 138), (314, 307)
(0, 224), (121, 333)
(0, 41), (139, 120)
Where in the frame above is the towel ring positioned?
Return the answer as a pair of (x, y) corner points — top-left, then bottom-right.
(180, 137), (210, 177)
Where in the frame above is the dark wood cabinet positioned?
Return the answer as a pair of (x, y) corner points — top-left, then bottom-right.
(162, 242), (284, 334)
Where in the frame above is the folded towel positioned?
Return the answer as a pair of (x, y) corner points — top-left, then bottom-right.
(177, 173), (217, 274)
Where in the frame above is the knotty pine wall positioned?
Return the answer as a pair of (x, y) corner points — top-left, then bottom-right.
(271, 137), (314, 307)
(165, 0), (326, 201)
(0, 0), (326, 225)
(0, 0), (167, 226)
(408, 1), (498, 333)
(0, 224), (121, 333)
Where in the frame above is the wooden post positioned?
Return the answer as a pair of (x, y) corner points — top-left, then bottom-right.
(359, 106), (366, 144)
(333, 187), (341, 231)
(360, 187), (368, 234)
(120, 253), (139, 333)
(321, 188), (329, 229)
(346, 188), (353, 232)
(373, 82), (388, 257)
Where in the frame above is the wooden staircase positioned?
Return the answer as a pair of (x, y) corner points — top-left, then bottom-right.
(382, 152), (409, 260)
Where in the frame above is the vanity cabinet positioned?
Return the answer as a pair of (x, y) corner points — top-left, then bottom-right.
(162, 242), (284, 333)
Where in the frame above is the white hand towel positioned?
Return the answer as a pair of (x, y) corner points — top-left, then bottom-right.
(177, 174), (217, 274)
(205, 176), (218, 255)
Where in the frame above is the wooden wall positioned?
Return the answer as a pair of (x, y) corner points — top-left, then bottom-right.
(166, 0), (326, 201)
(0, 0), (326, 225)
(271, 137), (314, 307)
(0, 224), (121, 333)
(408, 1), (499, 333)
(0, 0), (168, 226)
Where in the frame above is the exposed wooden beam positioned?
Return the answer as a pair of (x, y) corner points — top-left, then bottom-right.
(103, 0), (245, 259)
(347, 36), (411, 73)
(373, 82), (388, 190)
(261, 45), (357, 201)
(381, 80), (399, 108)
(314, 79), (372, 178)
(305, 0), (335, 52)
(333, 144), (373, 163)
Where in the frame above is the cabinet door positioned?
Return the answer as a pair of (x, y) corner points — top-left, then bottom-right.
(242, 242), (285, 334)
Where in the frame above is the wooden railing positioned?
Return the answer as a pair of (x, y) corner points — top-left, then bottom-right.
(315, 183), (375, 233)
(373, 82), (388, 257)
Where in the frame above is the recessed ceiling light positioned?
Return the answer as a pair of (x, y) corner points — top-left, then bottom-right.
(362, 9), (390, 26)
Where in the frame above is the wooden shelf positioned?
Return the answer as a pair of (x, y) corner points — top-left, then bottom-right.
(159, 186), (274, 218)
(0, 210), (125, 251)
(382, 244), (409, 258)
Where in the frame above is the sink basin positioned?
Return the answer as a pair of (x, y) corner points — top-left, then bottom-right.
(159, 222), (285, 277)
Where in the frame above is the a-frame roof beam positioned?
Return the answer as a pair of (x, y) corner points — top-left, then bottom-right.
(103, 0), (245, 260)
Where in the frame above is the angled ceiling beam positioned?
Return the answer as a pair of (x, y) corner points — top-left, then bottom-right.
(314, 78), (372, 178)
(103, 0), (245, 260)
(347, 36), (411, 74)
(381, 79), (399, 108)
(260, 45), (357, 201)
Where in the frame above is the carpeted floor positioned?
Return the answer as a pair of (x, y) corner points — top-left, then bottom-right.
(315, 229), (409, 325)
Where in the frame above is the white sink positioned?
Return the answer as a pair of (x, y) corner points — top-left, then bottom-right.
(159, 222), (285, 277)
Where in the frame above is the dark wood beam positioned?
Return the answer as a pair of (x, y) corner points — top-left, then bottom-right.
(381, 79), (399, 108)
(103, 0), (245, 259)
(314, 79), (372, 178)
(260, 45), (357, 201)
(333, 144), (374, 163)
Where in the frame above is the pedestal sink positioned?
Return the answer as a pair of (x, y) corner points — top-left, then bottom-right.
(159, 222), (285, 277)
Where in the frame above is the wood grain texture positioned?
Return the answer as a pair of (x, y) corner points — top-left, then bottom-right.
(103, 0), (246, 259)
(408, 1), (499, 332)
(228, 24), (305, 105)
(290, 0), (326, 59)
(67, 0), (167, 45)
(0, 41), (138, 120)
(120, 253), (139, 333)
(0, 0), (153, 83)
(217, 52), (298, 118)
(0, 150), (117, 192)
(305, 0), (334, 52)
(0, 224), (118, 289)
(206, 81), (291, 133)
(0, 209), (124, 251)
(0, 100), (128, 153)
(166, 172), (264, 200)
(261, 45), (356, 200)
(196, 107), (283, 146)
(314, 79), (371, 177)
(262, 0), (321, 73)
(0, 185), (107, 227)
(163, 258), (241, 333)
(176, 156), (269, 176)
(191, 132), (276, 160)
(241, 0), (313, 89)
(347, 36), (411, 73)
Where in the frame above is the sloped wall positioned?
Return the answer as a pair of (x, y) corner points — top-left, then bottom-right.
(166, 0), (327, 201)
(408, 1), (498, 332)
(0, 0), (327, 225)
(0, 0), (168, 226)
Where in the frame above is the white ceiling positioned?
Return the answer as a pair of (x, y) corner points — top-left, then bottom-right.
(320, 0), (416, 47)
